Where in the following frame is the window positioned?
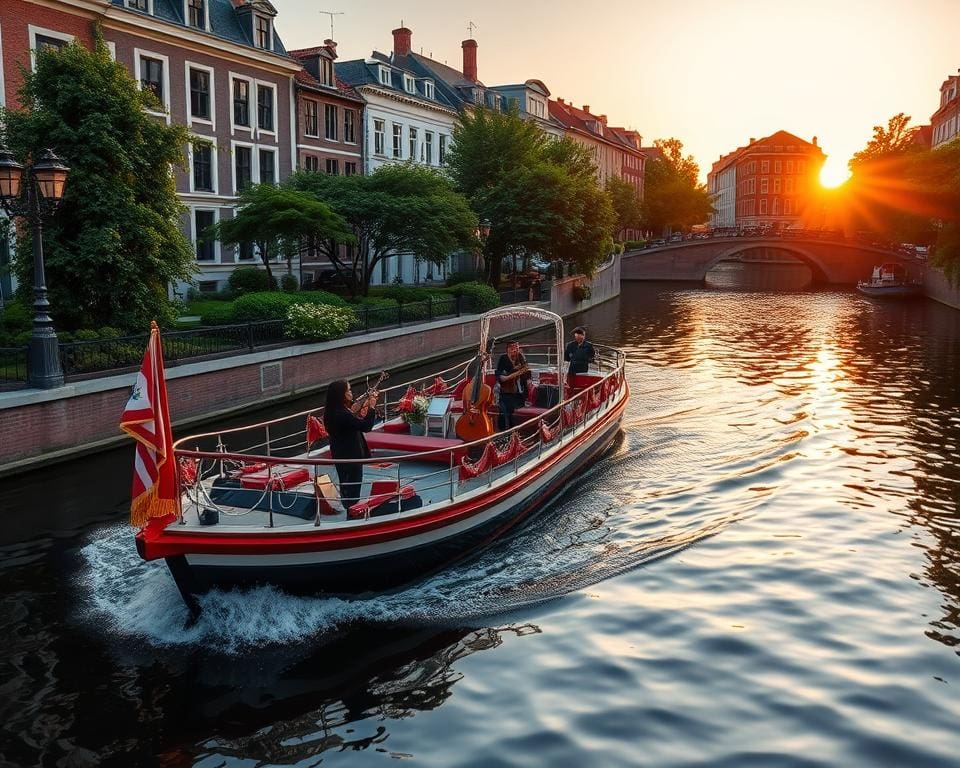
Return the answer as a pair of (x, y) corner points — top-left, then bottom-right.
(529, 97), (546, 118)
(195, 210), (215, 261)
(374, 119), (385, 155)
(786, 160), (794, 174)
(233, 79), (250, 127)
(772, 198), (780, 215)
(237, 242), (254, 261)
(324, 104), (338, 140)
(187, 0), (205, 29)
(304, 100), (319, 136)
(304, 155), (319, 172)
(424, 81), (434, 99)
(255, 15), (271, 49)
(773, 177), (781, 193)
(759, 199), (767, 215)
(409, 127), (418, 160)
(34, 34), (68, 54)
(140, 56), (164, 103)
(425, 132), (433, 164)
(379, 66), (391, 86)
(257, 85), (274, 131)
(760, 160), (769, 173)
(392, 123), (402, 158)
(403, 74), (415, 94)
(760, 177), (769, 194)
(259, 149), (276, 185)
(325, 158), (339, 175)
(189, 68), (210, 120)
(320, 57), (333, 86)
(128, 0), (148, 10)
(774, 160), (782, 174)
(192, 141), (213, 192)
(344, 162), (357, 176)
(439, 134), (447, 165)
(797, 161), (805, 173)
(343, 110), (356, 143)
(235, 146), (252, 192)
(785, 178), (794, 193)
(784, 199), (793, 215)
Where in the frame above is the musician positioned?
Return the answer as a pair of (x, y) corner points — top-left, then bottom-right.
(565, 326), (595, 375)
(495, 340), (531, 431)
(323, 379), (379, 508)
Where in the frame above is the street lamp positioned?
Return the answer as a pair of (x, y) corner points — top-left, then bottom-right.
(0, 147), (70, 388)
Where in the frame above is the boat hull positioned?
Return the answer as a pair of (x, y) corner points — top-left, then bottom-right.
(856, 283), (922, 298)
(156, 395), (627, 608)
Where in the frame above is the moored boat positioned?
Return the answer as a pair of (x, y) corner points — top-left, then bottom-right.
(856, 263), (922, 298)
(126, 307), (629, 616)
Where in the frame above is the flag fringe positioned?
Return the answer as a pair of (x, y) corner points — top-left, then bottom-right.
(130, 485), (177, 528)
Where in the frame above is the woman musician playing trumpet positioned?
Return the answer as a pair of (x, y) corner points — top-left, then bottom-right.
(323, 379), (381, 508)
(495, 340), (531, 432)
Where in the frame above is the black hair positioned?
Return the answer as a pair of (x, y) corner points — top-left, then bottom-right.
(324, 379), (349, 430)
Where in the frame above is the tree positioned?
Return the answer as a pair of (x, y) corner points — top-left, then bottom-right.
(446, 107), (615, 284)
(210, 183), (353, 284)
(849, 113), (915, 170)
(606, 176), (643, 240)
(640, 138), (714, 235)
(2, 30), (195, 330)
(290, 164), (477, 295)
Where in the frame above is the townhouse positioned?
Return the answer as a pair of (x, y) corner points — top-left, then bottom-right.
(0, 0), (300, 295)
(931, 73), (959, 149)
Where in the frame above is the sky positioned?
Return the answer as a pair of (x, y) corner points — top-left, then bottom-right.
(275, 0), (960, 183)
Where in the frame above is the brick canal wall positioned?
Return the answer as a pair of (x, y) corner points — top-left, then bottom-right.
(0, 262), (621, 474)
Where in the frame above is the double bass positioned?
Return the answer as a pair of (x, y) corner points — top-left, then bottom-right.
(455, 342), (495, 441)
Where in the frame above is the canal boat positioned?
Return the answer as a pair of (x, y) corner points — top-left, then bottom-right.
(856, 263), (922, 298)
(126, 307), (629, 617)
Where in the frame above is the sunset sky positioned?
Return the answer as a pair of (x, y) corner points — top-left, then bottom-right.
(277, 0), (960, 183)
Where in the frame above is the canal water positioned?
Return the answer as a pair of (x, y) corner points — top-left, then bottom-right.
(2, 276), (959, 767)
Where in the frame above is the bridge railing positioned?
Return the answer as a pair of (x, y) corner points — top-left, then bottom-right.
(626, 228), (908, 251)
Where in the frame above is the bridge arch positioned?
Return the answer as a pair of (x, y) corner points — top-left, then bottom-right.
(705, 243), (829, 284)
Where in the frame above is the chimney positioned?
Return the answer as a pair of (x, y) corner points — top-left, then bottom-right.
(583, 104), (590, 113)
(462, 38), (478, 82)
(749, 137), (756, 143)
(393, 27), (412, 56)
(812, 135), (818, 147)
(557, 97), (565, 104)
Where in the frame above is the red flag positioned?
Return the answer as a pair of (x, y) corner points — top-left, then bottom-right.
(306, 414), (327, 446)
(397, 385), (417, 413)
(120, 322), (177, 527)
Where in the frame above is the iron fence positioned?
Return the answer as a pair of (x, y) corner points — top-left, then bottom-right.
(499, 281), (551, 305)
(0, 346), (27, 385)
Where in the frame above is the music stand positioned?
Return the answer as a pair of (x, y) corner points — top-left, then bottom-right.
(425, 396), (453, 437)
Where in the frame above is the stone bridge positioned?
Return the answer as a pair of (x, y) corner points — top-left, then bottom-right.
(621, 237), (924, 285)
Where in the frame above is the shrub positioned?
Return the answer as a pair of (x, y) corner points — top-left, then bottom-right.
(280, 273), (299, 292)
(232, 291), (293, 321)
(285, 303), (355, 341)
(624, 240), (645, 250)
(228, 266), (277, 296)
(293, 290), (348, 308)
(0, 300), (31, 332)
(572, 284), (592, 302)
(199, 302), (237, 326)
(445, 271), (485, 287)
(370, 285), (435, 303)
(450, 281), (499, 312)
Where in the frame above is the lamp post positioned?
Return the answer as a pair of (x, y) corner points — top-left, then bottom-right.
(0, 147), (70, 388)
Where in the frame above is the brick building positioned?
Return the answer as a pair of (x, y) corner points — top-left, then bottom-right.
(931, 73), (959, 149)
(0, 0), (301, 295)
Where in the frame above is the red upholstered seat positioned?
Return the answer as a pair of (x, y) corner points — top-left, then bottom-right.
(239, 466), (311, 491)
(348, 484), (416, 519)
(512, 406), (550, 424)
(380, 417), (410, 433)
(364, 432), (467, 463)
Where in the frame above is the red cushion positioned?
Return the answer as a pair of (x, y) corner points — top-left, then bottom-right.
(539, 372), (559, 385)
(380, 417), (410, 433)
(513, 406), (549, 424)
(348, 485), (415, 519)
(365, 432), (467, 463)
(239, 466), (311, 490)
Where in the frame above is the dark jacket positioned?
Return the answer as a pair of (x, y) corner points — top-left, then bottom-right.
(495, 353), (530, 395)
(325, 406), (376, 460)
(565, 340), (595, 374)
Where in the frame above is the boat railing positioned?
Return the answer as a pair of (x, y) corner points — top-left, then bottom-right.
(173, 347), (626, 526)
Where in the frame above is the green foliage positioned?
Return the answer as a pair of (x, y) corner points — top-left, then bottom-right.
(446, 108), (616, 284)
(641, 139), (715, 235)
(445, 271), (486, 287)
(849, 113), (916, 170)
(285, 303), (355, 341)
(228, 266), (277, 295)
(572, 284), (592, 302)
(232, 292), (294, 321)
(0, 300), (31, 332)
(624, 240), (646, 249)
(606, 176), (643, 237)
(198, 302), (236, 326)
(3, 30), (194, 331)
(280, 273), (299, 292)
(450, 281), (499, 312)
(211, 183), (353, 284)
(370, 285), (445, 303)
(288, 166), (476, 295)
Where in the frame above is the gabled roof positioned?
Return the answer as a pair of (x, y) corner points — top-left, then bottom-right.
(112, 0), (288, 56)
(741, 130), (823, 155)
(336, 55), (459, 111)
(289, 46), (364, 102)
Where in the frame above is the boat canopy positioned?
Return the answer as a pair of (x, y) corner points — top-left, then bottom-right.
(479, 306), (566, 391)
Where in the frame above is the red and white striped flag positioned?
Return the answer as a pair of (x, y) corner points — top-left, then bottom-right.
(119, 321), (177, 527)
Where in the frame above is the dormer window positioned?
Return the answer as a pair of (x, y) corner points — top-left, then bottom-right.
(187, 0), (205, 29)
(379, 66), (391, 86)
(423, 80), (435, 99)
(473, 88), (482, 104)
(319, 57), (333, 87)
(403, 74), (415, 94)
(127, 0), (148, 11)
(255, 15), (272, 49)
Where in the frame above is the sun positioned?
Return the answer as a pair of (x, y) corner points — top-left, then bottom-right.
(820, 158), (851, 189)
